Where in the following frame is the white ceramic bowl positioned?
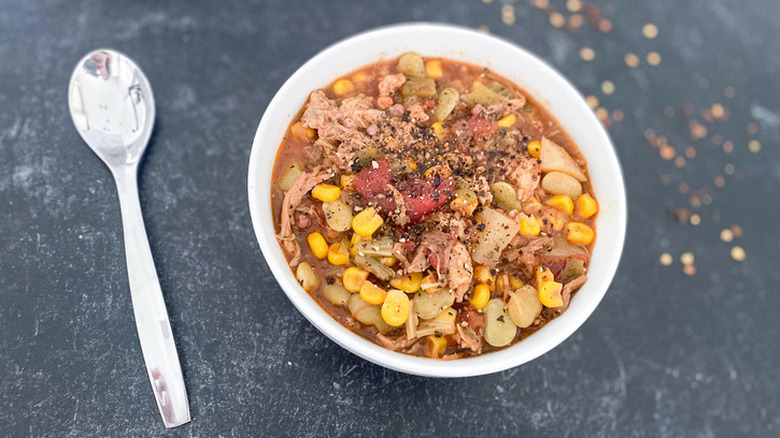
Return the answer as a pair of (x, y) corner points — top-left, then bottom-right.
(248, 23), (626, 377)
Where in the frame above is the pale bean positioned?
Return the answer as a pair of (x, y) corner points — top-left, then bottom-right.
(322, 200), (353, 232)
(484, 298), (518, 347)
(506, 285), (542, 328)
(296, 262), (318, 292)
(541, 171), (583, 198)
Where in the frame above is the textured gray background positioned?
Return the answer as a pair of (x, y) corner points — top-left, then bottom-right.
(1, 0), (779, 437)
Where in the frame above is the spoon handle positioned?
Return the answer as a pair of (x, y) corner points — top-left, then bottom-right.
(114, 166), (190, 428)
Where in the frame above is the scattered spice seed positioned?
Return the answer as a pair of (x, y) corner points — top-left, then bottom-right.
(660, 174), (671, 185)
(595, 107), (609, 123)
(502, 4), (516, 25)
(748, 140), (761, 153)
(679, 183), (689, 193)
(724, 163), (735, 175)
(660, 145), (676, 160)
(647, 52), (662, 66)
(642, 23), (659, 39)
(532, 0), (549, 9)
(689, 120), (708, 140)
(723, 141), (734, 154)
(670, 207), (692, 223)
(684, 147), (696, 159)
(550, 12), (565, 28)
(681, 252), (694, 266)
(601, 80), (615, 94)
(612, 110), (624, 121)
(683, 265), (696, 276)
(724, 86), (735, 98)
(580, 47), (595, 61)
(586, 95), (599, 109)
(730, 246), (746, 261)
(624, 52), (640, 68)
(714, 176), (725, 187)
(731, 225), (743, 238)
(747, 122), (758, 135)
(567, 14), (584, 30)
(711, 103), (726, 120)
(566, 0), (582, 12)
(690, 214), (701, 226)
(598, 18), (612, 33)
(674, 156), (686, 168)
(660, 253), (673, 266)
(720, 229), (734, 242)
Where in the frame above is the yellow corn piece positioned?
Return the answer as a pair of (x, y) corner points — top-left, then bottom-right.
(534, 266), (554, 291)
(547, 195), (574, 215)
(519, 214), (541, 236)
(566, 221), (595, 245)
(539, 280), (564, 308)
(427, 335), (448, 358)
(424, 164), (452, 179)
(496, 274), (523, 293)
(545, 212), (565, 231)
(576, 194), (599, 219)
(343, 266), (369, 292)
(450, 187), (478, 216)
(434, 307), (457, 323)
(381, 290), (410, 326)
(349, 233), (370, 256)
(420, 272), (439, 291)
(333, 79), (354, 96)
(425, 59), (443, 78)
(360, 281), (387, 305)
(380, 257), (397, 267)
(291, 121), (316, 141)
(389, 272), (423, 293)
(340, 173), (356, 191)
(469, 284), (491, 309)
(311, 184), (341, 202)
(306, 232), (328, 260)
(473, 265), (496, 291)
(527, 140), (542, 158)
(497, 114), (517, 128)
(352, 71), (369, 82)
(406, 157), (418, 171)
(352, 207), (384, 237)
(509, 275), (524, 290)
(327, 241), (350, 265)
(430, 122), (446, 141)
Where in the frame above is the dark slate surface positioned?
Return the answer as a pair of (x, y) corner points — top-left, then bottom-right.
(2, 0), (779, 436)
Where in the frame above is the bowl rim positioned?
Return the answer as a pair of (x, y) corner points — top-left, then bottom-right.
(248, 22), (627, 377)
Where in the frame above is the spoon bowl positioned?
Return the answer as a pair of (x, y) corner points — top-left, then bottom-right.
(68, 49), (190, 428)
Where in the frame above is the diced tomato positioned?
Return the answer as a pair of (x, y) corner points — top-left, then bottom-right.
(467, 114), (497, 139)
(354, 159), (396, 213)
(401, 178), (454, 223)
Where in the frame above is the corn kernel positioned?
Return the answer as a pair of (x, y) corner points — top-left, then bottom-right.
(430, 122), (446, 140)
(528, 140), (542, 158)
(333, 79), (354, 96)
(424, 164), (452, 179)
(381, 290), (410, 326)
(343, 266), (369, 292)
(547, 195), (574, 215)
(427, 335), (448, 358)
(352, 207), (384, 237)
(470, 284), (491, 309)
(509, 275), (524, 290)
(566, 221), (595, 245)
(576, 194), (599, 219)
(425, 59), (443, 78)
(389, 272), (423, 293)
(360, 281), (387, 305)
(450, 187), (478, 216)
(473, 265), (496, 291)
(545, 211), (565, 231)
(380, 257), (397, 267)
(311, 184), (341, 202)
(420, 273), (439, 290)
(306, 232), (328, 259)
(327, 241), (350, 265)
(539, 280), (564, 308)
(406, 157), (418, 171)
(497, 114), (517, 128)
(291, 121), (316, 141)
(352, 72), (369, 82)
(340, 173), (356, 191)
(519, 214), (541, 236)
(534, 266), (554, 291)
(434, 307), (457, 323)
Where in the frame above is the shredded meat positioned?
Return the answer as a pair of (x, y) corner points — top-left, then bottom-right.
(456, 325), (483, 354)
(407, 231), (455, 275)
(376, 333), (419, 351)
(276, 167), (330, 265)
(447, 242), (473, 301)
(506, 155), (541, 202)
(561, 274), (587, 309)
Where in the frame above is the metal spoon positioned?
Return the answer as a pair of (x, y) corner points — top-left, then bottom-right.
(68, 49), (190, 428)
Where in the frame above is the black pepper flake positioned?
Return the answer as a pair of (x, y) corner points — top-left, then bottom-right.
(497, 315), (505, 323)
(326, 278), (335, 285)
(502, 258), (509, 264)
(477, 223), (486, 232)
(434, 331), (443, 338)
